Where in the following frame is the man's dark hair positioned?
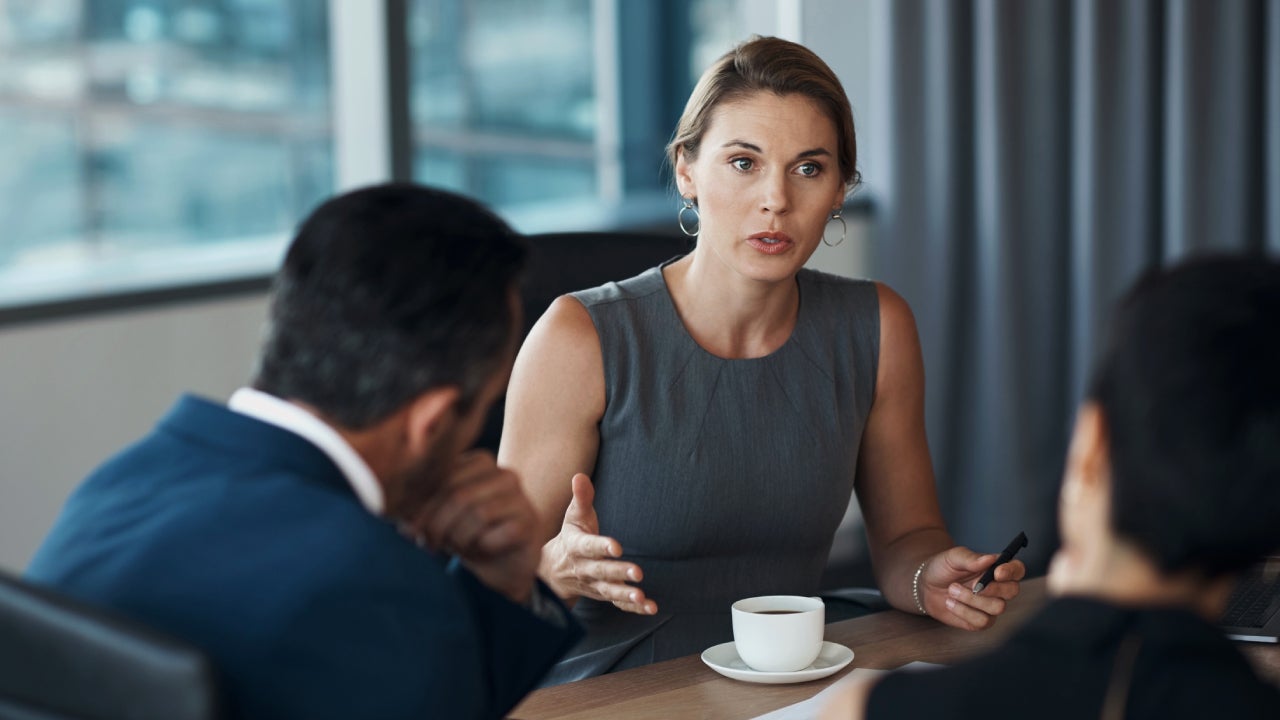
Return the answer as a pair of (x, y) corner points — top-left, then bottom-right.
(253, 183), (527, 429)
(1088, 254), (1280, 578)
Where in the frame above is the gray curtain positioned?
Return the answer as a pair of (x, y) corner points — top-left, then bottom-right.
(876, 0), (1280, 571)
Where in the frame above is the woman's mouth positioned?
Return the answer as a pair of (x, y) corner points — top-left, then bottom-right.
(746, 231), (794, 255)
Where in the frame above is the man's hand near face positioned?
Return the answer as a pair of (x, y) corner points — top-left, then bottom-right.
(412, 450), (541, 604)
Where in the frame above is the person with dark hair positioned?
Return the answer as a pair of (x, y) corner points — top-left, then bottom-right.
(822, 255), (1280, 719)
(501, 35), (1023, 683)
(26, 183), (582, 720)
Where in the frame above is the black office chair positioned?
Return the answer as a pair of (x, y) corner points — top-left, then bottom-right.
(0, 571), (221, 720)
(476, 231), (692, 453)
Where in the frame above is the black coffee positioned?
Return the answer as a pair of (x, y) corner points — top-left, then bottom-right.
(756, 610), (800, 615)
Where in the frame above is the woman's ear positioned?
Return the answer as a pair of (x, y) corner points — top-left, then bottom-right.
(403, 386), (461, 457)
(831, 186), (847, 214)
(674, 147), (696, 200)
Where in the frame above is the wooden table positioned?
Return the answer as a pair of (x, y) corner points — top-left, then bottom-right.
(511, 578), (1280, 720)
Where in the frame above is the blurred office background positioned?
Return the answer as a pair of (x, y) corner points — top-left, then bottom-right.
(1, 1), (1276, 582)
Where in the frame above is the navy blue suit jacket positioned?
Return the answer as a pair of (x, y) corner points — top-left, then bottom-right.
(27, 395), (581, 719)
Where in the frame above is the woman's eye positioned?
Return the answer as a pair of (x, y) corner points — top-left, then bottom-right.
(731, 158), (754, 172)
(796, 162), (822, 177)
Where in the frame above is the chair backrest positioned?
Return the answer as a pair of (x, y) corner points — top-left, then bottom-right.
(0, 571), (221, 720)
(475, 230), (692, 453)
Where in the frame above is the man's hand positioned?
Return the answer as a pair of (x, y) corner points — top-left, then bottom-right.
(412, 450), (541, 604)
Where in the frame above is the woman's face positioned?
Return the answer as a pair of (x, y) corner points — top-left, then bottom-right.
(675, 91), (846, 285)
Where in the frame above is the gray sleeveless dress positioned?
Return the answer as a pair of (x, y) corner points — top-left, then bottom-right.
(545, 260), (880, 685)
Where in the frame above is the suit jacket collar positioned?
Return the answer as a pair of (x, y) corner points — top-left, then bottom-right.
(157, 394), (355, 500)
(228, 388), (384, 514)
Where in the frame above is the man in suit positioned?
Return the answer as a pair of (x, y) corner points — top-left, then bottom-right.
(26, 184), (582, 719)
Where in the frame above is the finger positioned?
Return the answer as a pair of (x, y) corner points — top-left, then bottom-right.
(438, 450), (499, 493)
(974, 579), (1021, 602)
(423, 477), (508, 548)
(942, 592), (997, 631)
(453, 448), (497, 474)
(601, 585), (657, 615)
(928, 547), (990, 581)
(578, 572), (638, 604)
(958, 551), (998, 573)
(411, 451), (502, 530)
(468, 510), (537, 558)
(924, 550), (992, 589)
(564, 473), (597, 526)
(994, 559), (1027, 582)
(427, 471), (525, 551)
(968, 559), (1026, 596)
(615, 598), (658, 616)
(949, 583), (1007, 617)
(572, 558), (643, 586)
(588, 579), (644, 606)
(566, 528), (622, 559)
(437, 494), (525, 557)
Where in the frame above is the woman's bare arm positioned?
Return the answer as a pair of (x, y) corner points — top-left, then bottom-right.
(499, 296), (656, 614)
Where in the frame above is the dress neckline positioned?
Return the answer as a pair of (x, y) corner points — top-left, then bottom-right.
(650, 258), (808, 364)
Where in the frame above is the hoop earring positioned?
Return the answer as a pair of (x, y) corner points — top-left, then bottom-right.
(678, 197), (700, 237)
(822, 210), (846, 247)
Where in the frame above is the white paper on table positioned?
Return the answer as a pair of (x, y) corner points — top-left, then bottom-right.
(748, 663), (943, 720)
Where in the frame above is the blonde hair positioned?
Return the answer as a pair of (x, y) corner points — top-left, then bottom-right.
(667, 36), (860, 192)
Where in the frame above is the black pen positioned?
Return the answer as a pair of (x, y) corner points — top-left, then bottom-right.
(972, 531), (1028, 594)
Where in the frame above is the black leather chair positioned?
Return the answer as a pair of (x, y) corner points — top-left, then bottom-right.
(476, 231), (692, 453)
(0, 571), (221, 720)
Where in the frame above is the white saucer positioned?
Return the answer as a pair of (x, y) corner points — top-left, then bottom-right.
(701, 641), (854, 684)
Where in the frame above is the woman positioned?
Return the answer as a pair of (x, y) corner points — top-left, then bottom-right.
(822, 256), (1280, 719)
(500, 36), (1024, 682)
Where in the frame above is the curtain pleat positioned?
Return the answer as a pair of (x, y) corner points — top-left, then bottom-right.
(878, 0), (1278, 570)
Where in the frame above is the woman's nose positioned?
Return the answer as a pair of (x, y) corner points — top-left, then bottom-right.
(759, 171), (790, 215)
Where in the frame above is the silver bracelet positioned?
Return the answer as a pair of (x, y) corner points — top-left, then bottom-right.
(912, 559), (930, 616)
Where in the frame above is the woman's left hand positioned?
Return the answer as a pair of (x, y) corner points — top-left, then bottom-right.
(918, 546), (1025, 630)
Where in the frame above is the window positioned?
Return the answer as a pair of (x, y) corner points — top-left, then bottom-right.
(0, 0), (760, 311)
(407, 0), (753, 231)
(0, 0), (330, 306)
(408, 0), (596, 209)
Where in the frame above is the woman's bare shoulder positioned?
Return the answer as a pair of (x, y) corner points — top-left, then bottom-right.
(508, 294), (605, 418)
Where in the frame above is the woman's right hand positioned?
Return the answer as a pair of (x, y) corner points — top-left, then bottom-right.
(540, 473), (658, 615)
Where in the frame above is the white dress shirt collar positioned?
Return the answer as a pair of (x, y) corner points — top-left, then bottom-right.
(228, 387), (385, 515)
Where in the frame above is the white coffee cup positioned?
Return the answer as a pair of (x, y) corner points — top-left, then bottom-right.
(730, 595), (825, 672)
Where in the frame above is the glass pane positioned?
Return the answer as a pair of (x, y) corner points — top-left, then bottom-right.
(91, 115), (332, 250)
(0, 110), (82, 266)
(414, 148), (595, 208)
(409, 0), (597, 211)
(0, 0), (331, 295)
(688, 0), (750, 86)
(473, 156), (595, 206)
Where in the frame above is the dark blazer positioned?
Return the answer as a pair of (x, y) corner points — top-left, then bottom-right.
(26, 395), (580, 720)
(867, 597), (1280, 719)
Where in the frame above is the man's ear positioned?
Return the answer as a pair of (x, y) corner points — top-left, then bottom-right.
(674, 147), (696, 200)
(1064, 402), (1112, 500)
(403, 386), (461, 456)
